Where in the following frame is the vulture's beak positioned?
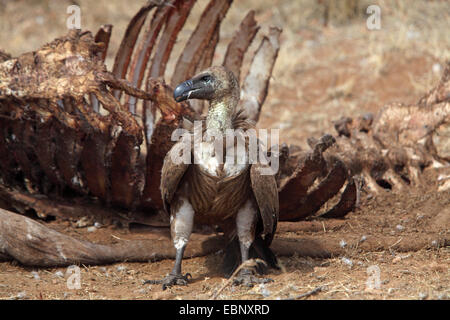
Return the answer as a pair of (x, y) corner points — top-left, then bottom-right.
(173, 75), (214, 102)
(173, 79), (194, 102)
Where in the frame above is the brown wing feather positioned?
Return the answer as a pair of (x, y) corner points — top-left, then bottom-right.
(250, 163), (279, 242)
(160, 140), (191, 214)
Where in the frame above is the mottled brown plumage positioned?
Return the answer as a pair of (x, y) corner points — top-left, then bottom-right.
(151, 66), (278, 289)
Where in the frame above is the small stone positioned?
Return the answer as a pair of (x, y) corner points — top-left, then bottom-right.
(339, 239), (347, 248)
(75, 216), (93, 228)
(31, 271), (40, 280)
(35, 16), (44, 25)
(360, 235), (367, 242)
(406, 29), (420, 40)
(138, 288), (147, 294)
(436, 293), (447, 300)
(54, 271), (64, 278)
(432, 63), (442, 74)
(418, 292), (428, 300)
(396, 225), (404, 231)
(341, 257), (353, 267)
(259, 284), (271, 298)
(94, 222), (102, 228)
(87, 226), (97, 232)
(116, 265), (127, 272)
(17, 291), (26, 299)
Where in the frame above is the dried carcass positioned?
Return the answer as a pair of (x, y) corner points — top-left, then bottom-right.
(0, 0), (353, 226)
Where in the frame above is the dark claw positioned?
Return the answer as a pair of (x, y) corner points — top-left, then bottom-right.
(232, 269), (273, 288)
(143, 273), (192, 290)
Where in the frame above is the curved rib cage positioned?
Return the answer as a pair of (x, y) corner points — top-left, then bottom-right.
(0, 0), (288, 224)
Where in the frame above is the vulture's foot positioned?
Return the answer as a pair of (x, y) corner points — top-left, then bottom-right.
(233, 269), (273, 288)
(143, 273), (192, 290)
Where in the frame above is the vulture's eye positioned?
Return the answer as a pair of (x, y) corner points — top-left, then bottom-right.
(201, 75), (212, 83)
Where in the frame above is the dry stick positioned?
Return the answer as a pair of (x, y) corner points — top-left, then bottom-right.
(210, 259), (266, 300)
(286, 286), (326, 300)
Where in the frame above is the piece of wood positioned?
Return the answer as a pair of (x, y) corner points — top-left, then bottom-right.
(1, 206), (447, 267)
(0, 208), (222, 267)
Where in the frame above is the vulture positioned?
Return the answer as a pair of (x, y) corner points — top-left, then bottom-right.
(149, 66), (279, 289)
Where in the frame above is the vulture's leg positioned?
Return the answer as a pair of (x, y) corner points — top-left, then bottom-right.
(233, 200), (273, 287)
(144, 197), (194, 290)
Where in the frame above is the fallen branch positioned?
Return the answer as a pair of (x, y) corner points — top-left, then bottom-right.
(1, 206), (447, 267)
(287, 286), (325, 300)
(0, 208), (223, 267)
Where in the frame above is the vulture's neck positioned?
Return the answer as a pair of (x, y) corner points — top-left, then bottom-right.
(206, 94), (239, 132)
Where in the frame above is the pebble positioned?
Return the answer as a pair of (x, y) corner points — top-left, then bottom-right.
(138, 288), (147, 295)
(360, 235), (367, 242)
(392, 256), (401, 263)
(432, 63), (442, 74)
(116, 265), (127, 272)
(75, 216), (92, 228)
(418, 292), (428, 300)
(87, 226), (97, 232)
(31, 271), (40, 280)
(387, 288), (396, 294)
(259, 284), (271, 298)
(406, 29), (420, 40)
(54, 271), (64, 278)
(436, 293), (447, 300)
(396, 224), (404, 231)
(339, 240), (347, 248)
(341, 257), (353, 267)
(35, 16), (44, 25)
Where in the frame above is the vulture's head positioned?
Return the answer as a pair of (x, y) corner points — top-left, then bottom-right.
(173, 66), (239, 104)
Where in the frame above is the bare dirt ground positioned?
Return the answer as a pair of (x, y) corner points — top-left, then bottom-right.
(0, 0), (449, 300)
